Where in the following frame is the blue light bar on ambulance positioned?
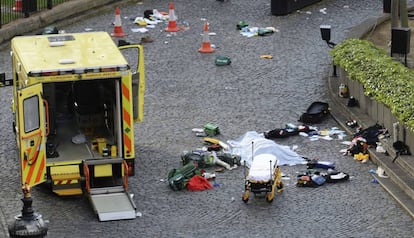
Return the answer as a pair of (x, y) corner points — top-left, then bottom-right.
(28, 65), (129, 77)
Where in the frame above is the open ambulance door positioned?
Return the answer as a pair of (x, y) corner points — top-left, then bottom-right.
(17, 83), (47, 187)
(118, 44), (145, 123)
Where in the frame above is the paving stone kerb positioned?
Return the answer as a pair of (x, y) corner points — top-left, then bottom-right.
(2, 0), (414, 237)
(0, 0), (125, 45)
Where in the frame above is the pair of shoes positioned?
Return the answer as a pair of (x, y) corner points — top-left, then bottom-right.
(140, 36), (154, 44)
(346, 120), (358, 128)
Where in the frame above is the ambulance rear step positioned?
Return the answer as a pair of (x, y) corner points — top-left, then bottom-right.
(50, 165), (83, 196)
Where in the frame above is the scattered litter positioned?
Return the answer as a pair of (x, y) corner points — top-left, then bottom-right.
(215, 56), (231, 66)
(320, 135), (333, 141)
(260, 55), (273, 59)
(346, 119), (358, 128)
(376, 166), (388, 178)
(187, 175), (213, 191)
(310, 136), (319, 141)
(152, 9), (168, 21)
(215, 167), (225, 173)
(239, 26), (277, 37)
(131, 28), (149, 33)
(296, 168), (349, 187)
(134, 17), (148, 26)
(354, 152), (369, 163)
(319, 8), (327, 14)
(371, 178), (379, 184)
(204, 123), (220, 136)
(339, 148), (348, 154)
(376, 143), (386, 153)
(192, 128), (204, 133)
(237, 20), (248, 30)
(319, 129), (330, 136)
(140, 36), (153, 44)
(202, 172), (216, 180)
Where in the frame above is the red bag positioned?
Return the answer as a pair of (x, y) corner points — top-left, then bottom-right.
(187, 175), (213, 191)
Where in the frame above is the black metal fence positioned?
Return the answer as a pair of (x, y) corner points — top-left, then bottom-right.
(0, 0), (69, 28)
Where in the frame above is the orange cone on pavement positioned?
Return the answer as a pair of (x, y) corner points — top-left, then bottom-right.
(111, 7), (126, 37)
(198, 22), (215, 53)
(165, 2), (180, 32)
(13, 0), (23, 12)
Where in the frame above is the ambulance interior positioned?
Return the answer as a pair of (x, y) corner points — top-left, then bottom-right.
(43, 78), (122, 162)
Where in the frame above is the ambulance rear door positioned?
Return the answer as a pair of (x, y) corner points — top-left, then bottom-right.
(17, 83), (47, 187)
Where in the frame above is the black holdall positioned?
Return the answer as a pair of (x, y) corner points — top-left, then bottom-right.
(298, 101), (330, 124)
(392, 140), (411, 163)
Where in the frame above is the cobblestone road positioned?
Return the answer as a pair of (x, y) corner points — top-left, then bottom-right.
(1, 0), (414, 237)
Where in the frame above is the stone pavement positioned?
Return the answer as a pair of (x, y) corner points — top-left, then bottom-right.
(1, 0), (414, 237)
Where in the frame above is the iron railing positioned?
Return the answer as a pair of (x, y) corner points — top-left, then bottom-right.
(0, 0), (69, 28)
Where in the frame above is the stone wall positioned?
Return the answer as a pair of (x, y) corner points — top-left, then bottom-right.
(338, 68), (413, 151)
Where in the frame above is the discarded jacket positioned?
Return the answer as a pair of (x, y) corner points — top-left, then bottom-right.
(297, 169), (349, 187)
(306, 159), (335, 169)
(187, 175), (213, 191)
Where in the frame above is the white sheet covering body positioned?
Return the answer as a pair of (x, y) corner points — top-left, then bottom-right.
(228, 131), (306, 168)
(248, 154), (277, 182)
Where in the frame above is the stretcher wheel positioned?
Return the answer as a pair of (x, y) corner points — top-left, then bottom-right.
(277, 182), (284, 192)
(266, 193), (274, 203)
(242, 191), (250, 203)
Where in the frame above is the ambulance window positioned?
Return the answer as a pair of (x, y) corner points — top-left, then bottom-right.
(23, 96), (40, 133)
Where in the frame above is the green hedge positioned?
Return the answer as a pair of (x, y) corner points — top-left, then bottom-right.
(330, 38), (414, 131)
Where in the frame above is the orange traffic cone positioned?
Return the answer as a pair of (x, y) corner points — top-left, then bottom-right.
(13, 0), (23, 12)
(111, 7), (126, 37)
(165, 2), (180, 32)
(198, 22), (215, 53)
